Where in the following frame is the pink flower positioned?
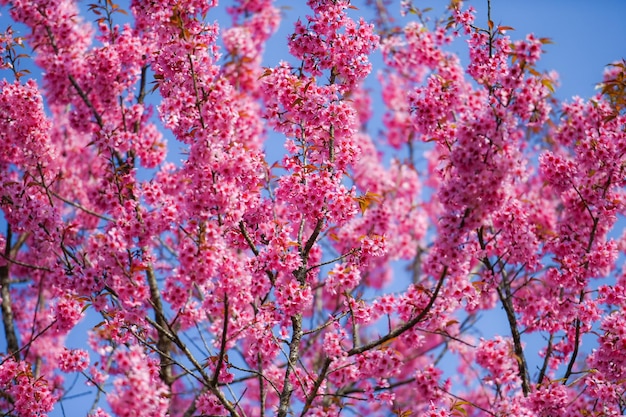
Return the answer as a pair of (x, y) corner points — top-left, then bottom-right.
(58, 348), (90, 373)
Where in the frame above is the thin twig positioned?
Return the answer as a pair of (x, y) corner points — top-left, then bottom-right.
(0, 252), (52, 272)
(300, 358), (332, 417)
(50, 191), (113, 222)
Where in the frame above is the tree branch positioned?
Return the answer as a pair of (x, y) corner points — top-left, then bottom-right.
(478, 227), (531, 396)
(348, 266), (447, 357)
(146, 267), (174, 387)
(302, 218), (324, 267)
(537, 333), (553, 385)
(145, 316), (242, 417)
(0, 225), (19, 359)
(563, 290), (585, 383)
(277, 313), (304, 417)
(212, 296), (230, 387)
(300, 358), (331, 416)
(496, 275), (530, 396)
(50, 190), (113, 222)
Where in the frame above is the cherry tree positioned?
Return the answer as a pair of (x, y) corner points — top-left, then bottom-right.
(0, 0), (625, 416)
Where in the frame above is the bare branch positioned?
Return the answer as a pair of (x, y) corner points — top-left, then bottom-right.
(277, 313), (304, 417)
(212, 296), (230, 387)
(0, 225), (19, 359)
(146, 267), (174, 387)
(563, 291), (585, 383)
(348, 266), (447, 357)
(50, 191), (113, 222)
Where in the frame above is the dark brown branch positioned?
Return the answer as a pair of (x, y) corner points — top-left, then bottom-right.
(129, 324), (204, 386)
(67, 73), (104, 128)
(563, 290), (585, 382)
(306, 248), (358, 273)
(478, 227), (531, 396)
(302, 218), (324, 266)
(0, 321), (55, 366)
(50, 190), (113, 222)
(496, 278), (530, 396)
(277, 313), (304, 417)
(212, 296), (230, 387)
(136, 64), (149, 105)
(239, 221), (260, 256)
(42, 22), (104, 130)
(487, 0), (493, 58)
(300, 358), (332, 417)
(239, 221), (275, 287)
(145, 316), (242, 417)
(23, 274), (46, 363)
(439, 384), (497, 416)
(258, 351), (266, 417)
(187, 54), (206, 130)
(1, 225), (19, 359)
(348, 266), (447, 357)
(328, 123), (335, 164)
(0, 252), (52, 272)
(562, 183), (599, 383)
(146, 267), (174, 387)
(537, 333), (553, 385)
(226, 363), (281, 395)
(302, 312), (348, 337)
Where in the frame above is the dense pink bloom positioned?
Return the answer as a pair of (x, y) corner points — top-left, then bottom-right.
(0, 358), (55, 416)
(57, 348), (90, 373)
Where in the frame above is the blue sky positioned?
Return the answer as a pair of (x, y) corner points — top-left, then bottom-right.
(468, 0), (626, 100)
(256, 1), (626, 101)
